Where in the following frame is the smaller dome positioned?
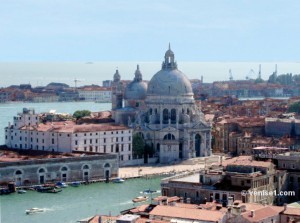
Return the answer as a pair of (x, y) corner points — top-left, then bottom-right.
(113, 69), (121, 82)
(124, 65), (148, 100)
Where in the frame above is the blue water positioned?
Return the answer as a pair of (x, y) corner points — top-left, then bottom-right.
(0, 177), (162, 223)
(0, 102), (111, 145)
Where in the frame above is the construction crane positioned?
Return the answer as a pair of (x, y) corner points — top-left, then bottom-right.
(229, 69), (233, 81)
(74, 78), (81, 92)
(246, 69), (256, 80)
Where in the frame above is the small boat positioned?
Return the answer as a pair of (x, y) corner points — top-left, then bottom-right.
(71, 181), (80, 187)
(141, 189), (157, 194)
(17, 189), (27, 194)
(47, 188), (62, 193)
(132, 196), (148, 203)
(112, 178), (125, 183)
(25, 207), (44, 215)
(56, 182), (68, 188)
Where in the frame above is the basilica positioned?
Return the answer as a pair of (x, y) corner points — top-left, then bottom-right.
(111, 45), (211, 163)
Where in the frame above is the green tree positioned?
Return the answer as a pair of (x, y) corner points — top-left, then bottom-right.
(288, 101), (300, 114)
(132, 134), (145, 157)
(73, 110), (91, 120)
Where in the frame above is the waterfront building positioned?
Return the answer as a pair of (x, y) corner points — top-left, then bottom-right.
(0, 151), (118, 186)
(77, 86), (111, 102)
(161, 156), (277, 205)
(4, 108), (133, 166)
(112, 46), (212, 163)
(275, 152), (300, 204)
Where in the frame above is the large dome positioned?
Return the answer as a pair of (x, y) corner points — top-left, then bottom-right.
(147, 69), (193, 96)
(147, 45), (193, 97)
(124, 65), (148, 100)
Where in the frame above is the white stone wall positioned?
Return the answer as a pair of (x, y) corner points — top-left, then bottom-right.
(72, 129), (133, 162)
(78, 90), (111, 102)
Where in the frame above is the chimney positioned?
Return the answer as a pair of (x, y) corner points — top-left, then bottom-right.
(186, 198), (191, 204)
(250, 210), (255, 218)
(283, 203), (287, 211)
(228, 196), (233, 206)
(180, 197), (184, 203)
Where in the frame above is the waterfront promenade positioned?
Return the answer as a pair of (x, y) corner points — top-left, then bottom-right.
(119, 156), (219, 178)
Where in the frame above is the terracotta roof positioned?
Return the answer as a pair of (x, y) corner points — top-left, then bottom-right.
(149, 205), (225, 222)
(222, 156), (272, 168)
(241, 206), (284, 222)
(282, 207), (300, 216)
(19, 121), (129, 133)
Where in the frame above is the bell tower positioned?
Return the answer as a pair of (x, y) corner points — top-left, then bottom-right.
(162, 43), (177, 70)
(111, 69), (123, 112)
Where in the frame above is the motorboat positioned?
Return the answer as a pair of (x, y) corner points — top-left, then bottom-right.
(132, 196), (148, 203)
(56, 182), (68, 188)
(17, 189), (27, 194)
(112, 178), (125, 183)
(71, 181), (80, 187)
(140, 189), (160, 194)
(25, 207), (44, 215)
(141, 189), (157, 194)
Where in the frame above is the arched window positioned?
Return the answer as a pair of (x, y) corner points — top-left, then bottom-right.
(164, 133), (175, 140)
(104, 163), (110, 168)
(163, 109), (169, 124)
(38, 168), (46, 173)
(83, 165), (89, 170)
(171, 109), (176, 123)
(61, 166), (68, 171)
(15, 170), (22, 175)
(149, 108), (153, 115)
(156, 143), (160, 152)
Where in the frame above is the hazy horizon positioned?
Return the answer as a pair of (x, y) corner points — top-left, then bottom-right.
(1, 61), (300, 88)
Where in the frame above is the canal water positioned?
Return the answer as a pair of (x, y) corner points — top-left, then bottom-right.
(0, 177), (163, 223)
(0, 101), (111, 145)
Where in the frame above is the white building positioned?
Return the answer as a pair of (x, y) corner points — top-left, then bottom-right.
(5, 108), (133, 165)
(78, 86), (111, 102)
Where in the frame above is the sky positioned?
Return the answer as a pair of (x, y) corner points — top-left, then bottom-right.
(1, 0), (300, 62)
(1, 1), (300, 87)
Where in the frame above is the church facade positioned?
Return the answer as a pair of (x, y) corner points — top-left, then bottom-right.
(112, 46), (212, 163)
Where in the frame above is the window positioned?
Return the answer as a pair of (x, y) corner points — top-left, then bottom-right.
(111, 145), (113, 152)
(116, 137), (118, 142)
(104, 132), (106, 135)
(129, 144), (131, 151)
(104, 145), (106, 153)
(96, 139), (98, 143)
(128, 155), (131, 160)
(104, 138), (106, 143)
(84, 140), (87, 144)
(84, 147), (87, 151)
(90, 139), (92, 144)
(129, 136), (131, 141)
(42, 139), (44, 143)
(52, 139), (54, 144)
(121, 137), (123, 142)
(75, 140), (78, 145)
(111, 131), (113, 134)
(84, 133), (86, 136)
(36, 138), (38, 143)
(90, 133), (92, 136)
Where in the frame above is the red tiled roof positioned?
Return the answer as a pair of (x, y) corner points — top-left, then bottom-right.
(149, 205), (225, 222)
(222, 156), (272, 168)
(241, 206), (284, 222)
(282, 207), (300, 216)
